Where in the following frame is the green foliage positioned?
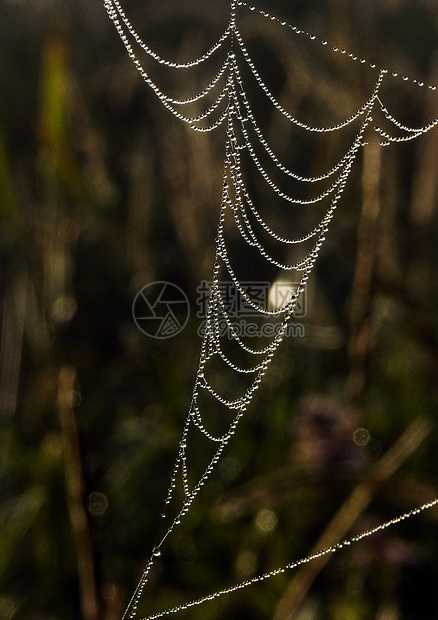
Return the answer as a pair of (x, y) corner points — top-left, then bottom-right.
(1, 1), (438, 619)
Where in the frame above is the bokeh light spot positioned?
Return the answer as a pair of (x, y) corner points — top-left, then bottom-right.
(87, 492), (108, 516)
(353, 428), (370, 446)
(254, 509), (278, 533)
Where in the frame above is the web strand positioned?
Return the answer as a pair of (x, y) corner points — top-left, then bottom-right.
(141, 498), (438, 620)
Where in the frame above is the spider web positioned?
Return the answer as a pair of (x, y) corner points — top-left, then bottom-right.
(103, 1), (438, 618)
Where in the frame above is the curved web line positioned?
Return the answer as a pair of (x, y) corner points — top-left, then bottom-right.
(237, 1), (438, 91)
(240, 139), (349, 205)
(106, 0), (233, 68)
(232, 168), (334, 244)
(166, 55), (232, 105)
(234, 29), (374, 133)
(239, 103), (361, 182)
(103, 0), (231, 130)
(377, 98), (438, 133)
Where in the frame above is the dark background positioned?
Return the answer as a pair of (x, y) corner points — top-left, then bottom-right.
(1, 1), (438, 619)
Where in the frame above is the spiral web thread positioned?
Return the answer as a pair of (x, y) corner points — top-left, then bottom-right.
(103, 1), (438, 618)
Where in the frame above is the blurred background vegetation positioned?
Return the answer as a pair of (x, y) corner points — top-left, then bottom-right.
(1, 1), (438, 619)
